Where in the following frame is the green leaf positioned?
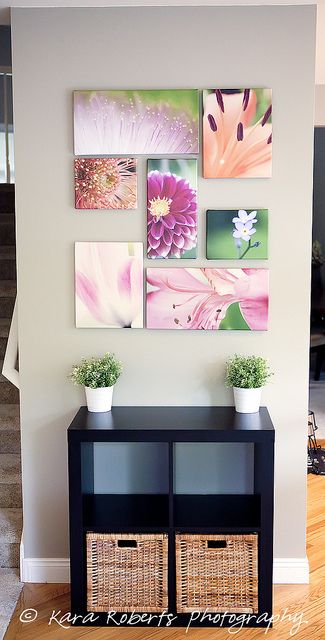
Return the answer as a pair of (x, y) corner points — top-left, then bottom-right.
(219, 302), (250, 331)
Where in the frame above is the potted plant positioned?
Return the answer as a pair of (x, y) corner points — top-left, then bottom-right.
(70, 353), (123, 412)
(225, 355), (273, 413)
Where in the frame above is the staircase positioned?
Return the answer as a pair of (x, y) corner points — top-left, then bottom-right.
(0, 185), (22, 571)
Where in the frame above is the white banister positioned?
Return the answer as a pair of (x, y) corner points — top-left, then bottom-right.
(2, 297), (19, 389)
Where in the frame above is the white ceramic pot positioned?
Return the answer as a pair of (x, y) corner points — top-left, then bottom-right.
(233, 387), (262, 414)
(85, 386), (114, 412)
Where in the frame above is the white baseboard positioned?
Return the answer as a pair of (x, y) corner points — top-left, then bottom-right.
(273, 557), (310, 584)
(22, 558), (70, 583)
(21, 556), (309, 585)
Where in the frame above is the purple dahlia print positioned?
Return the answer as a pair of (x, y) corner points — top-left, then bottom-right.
(147, 159), (198, 259)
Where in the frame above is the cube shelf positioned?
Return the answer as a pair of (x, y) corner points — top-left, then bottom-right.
(68, 406), (274, 628)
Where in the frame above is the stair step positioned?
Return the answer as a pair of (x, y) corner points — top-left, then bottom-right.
(0, 222), (15, 246)
(0, 455), (21, 485)
(0, 214), (14, 224)
(0, 339), (7, 359)
(0, 281), (16, 297)
(0, 406), (20, 431)
(0, 568), (22, 629)
(0, 381), (19, 403)
(0, 542), (20, 568)
(0, 319), (10, 338)
(0, 360), (5, 382)
(0, 298), (15, 319)
(0, 261), (16, 280)
(0, 255), (16, 280)
(0, 246), (15, 259)
(0, 508), (22, 569)
(0, 509), (22, 544)
(0, 485), (22, 509)
(0, 431), (20, 455)
(0, 186), (15, 214)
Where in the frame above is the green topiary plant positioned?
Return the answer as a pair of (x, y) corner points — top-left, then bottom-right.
(70, 353), (123, 389)
(225, 355), (273, 389)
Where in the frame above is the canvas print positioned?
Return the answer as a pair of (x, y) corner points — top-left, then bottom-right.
(147, 268), (269, 331)
(203, 89), (272, 178)
(75, 242), (143, 328)
(74, 90), (199, 155)
(74, 157), (137, 210)
(147, 159), (197, 259)
(206, 209), (268, 260)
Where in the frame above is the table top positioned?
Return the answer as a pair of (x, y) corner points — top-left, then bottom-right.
(68, 406), (274, 443)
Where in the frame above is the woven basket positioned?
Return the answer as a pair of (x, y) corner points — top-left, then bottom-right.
(86, 532), (168, 613)
(176, 534), (258, 614)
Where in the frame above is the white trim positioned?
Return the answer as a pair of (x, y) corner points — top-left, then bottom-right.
(19, 530), (24, 582)
(273, 557), (310, 584)
(2, 298), (19, 389)
(22, 558), (70, 583)
(21, 556), (309, 584)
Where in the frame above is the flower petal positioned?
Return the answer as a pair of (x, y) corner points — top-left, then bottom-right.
(162, 173), (177, 198)
(151, 222), (164, 240)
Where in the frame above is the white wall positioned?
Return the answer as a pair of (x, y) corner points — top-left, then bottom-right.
(11, 5), (315, 566)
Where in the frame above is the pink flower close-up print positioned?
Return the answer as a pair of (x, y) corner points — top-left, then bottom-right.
(203, 89), (272, 178)
(147, 159), (197, 259)
(74, 90), (199, 155)
(146, 268), (269, 331)
(75, 242), (143, 328)
(74, 157), (137, 210)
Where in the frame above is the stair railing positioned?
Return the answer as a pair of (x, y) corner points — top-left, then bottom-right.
(2, 297), (19, 389)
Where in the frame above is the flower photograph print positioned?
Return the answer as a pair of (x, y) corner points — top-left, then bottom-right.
(206, 209), (268, 260)
(203, 89), (272, 178)
(74, 90), (199, 155)
(147, 268), (269, 331)
(75, 242), (143, 328)
(147, 159), (197, 259)
(74, 157), (137, 210)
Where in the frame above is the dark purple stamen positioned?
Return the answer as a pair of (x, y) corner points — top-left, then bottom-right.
(215, 89), (224, 113)
(207, 113), (217, 132)
(174, 318), (179, 325)
(242, 89), (250, 111)
(237, 122), (244, 141)
(262, 105), (272, 127)
(267, 133), (272, 145)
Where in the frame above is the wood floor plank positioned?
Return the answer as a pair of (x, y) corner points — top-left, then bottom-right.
(5, 468), (325, 639)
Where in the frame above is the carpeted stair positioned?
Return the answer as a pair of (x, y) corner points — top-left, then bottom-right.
(0, 186), (22, 582)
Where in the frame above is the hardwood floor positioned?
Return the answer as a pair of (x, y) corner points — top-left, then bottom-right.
(5, 470), (325, 639)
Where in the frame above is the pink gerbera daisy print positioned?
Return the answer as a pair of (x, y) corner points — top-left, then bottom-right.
(147, 159), (197, 259)
(74, 157), (137, 210)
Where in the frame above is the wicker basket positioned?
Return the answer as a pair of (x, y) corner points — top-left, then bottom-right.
(86, 532), (168, 613)
(176, 534), (258, 614)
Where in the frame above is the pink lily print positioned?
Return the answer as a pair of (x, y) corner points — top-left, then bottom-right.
(147, 268), (269, 331)
(203, 89), (272, 178)
(75, 242), (143, 328)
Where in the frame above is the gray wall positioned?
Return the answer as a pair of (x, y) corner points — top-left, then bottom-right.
(11, 5), (315, 561)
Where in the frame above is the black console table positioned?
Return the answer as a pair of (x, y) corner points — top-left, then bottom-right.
(68, 406), (274, 628)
